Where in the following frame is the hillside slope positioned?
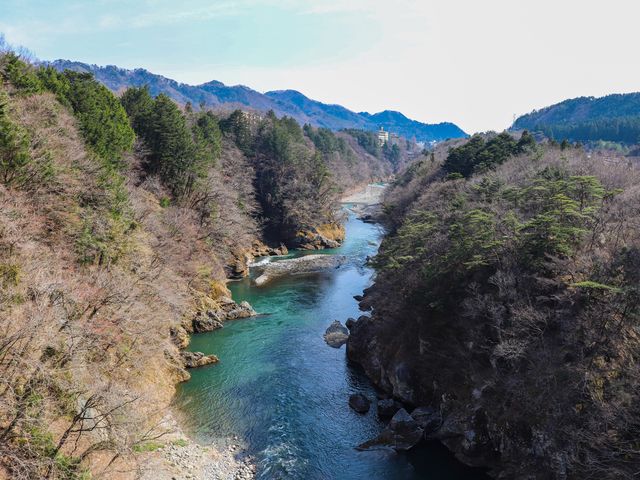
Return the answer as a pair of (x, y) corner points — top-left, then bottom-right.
(348, 136), (640, 478)
(512, 93), (640, 144)
(0, 52), (414, 479)
(49, 60), (467, 143)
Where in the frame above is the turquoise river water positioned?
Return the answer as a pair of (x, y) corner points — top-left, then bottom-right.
(176, 212), (487, 479)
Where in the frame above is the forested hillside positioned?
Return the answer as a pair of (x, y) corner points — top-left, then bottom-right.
(513, 93), (640, 144)
(348, 133), (640, 478)
(49, 60), (467, 143)
(0, 52), (406, 479)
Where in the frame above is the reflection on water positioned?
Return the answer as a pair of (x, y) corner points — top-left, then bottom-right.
(176, 213), (487, 479)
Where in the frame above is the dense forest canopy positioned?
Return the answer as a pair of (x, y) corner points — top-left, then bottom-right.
(442, 131), (536, 177)
(513, 93), (640, 145)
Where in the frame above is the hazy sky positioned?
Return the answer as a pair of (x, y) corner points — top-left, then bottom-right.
(1, 0), (638, 133)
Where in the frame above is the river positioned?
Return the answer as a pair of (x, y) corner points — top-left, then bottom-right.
(176, 211), (486, 479)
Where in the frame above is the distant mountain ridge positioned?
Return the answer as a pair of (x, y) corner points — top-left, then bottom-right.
(48, 59), (467, 142)
(512, 92), (640, 144)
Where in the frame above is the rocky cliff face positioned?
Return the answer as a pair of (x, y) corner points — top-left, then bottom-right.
(348, 300), (505, 473)
(292, 223), (346, 250)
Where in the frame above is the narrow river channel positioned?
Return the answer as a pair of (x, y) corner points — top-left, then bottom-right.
(176, 211), (486, 479)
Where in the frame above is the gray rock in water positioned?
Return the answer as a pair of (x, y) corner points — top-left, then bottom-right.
(253, 254), (346, 287)
(357, 408), (424, 451)
(349, 393), (371, 414)
(324, 320), (349, 348)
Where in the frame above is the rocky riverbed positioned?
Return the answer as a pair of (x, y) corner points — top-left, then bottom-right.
(140, 440), (255, 480)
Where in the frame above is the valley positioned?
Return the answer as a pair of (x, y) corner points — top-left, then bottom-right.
(1, 17), (640, 480)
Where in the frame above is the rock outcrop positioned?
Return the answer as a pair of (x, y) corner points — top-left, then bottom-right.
(181, 351), (219, 369)
(410, 406), (442, 434)
(377, 398), (402, 419)
(230, 241), (289, 278)
(357, 408), (424, 451)
(191, 297), (256, 333)
(293, 224), (345, 250)
(348, 393), (371, 414)
(323, 320), (349, 348)
(253, 254), (346, 287)
(192, 310), (224, 334)
(171, 297), (257, 352)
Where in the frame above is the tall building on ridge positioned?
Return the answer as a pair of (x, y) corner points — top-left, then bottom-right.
(377, 127), (389, 146)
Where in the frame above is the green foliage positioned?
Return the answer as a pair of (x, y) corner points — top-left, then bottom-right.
(36, 66), (72, 107)
(443, 134), (486, 177)
(383, 142), (401, 167)
(513, 93), (640, 144)
(132, 441), (164, 453)
(120, 86), (154, 138)
(0, 90), (32, 185)
(250, 113), (337, 238)
(122, 91), (197, 197)
(514, 174), (608, 264)
(60, 71), (134, 166)
(0, 263), (20, 287)
(25, 426), (91, 480)
(145, 94), (196, 196)
(548, 117), (640, 145)
(122, 89), (225, 198)
(0, 53), (43, 95)
(192, 110), (222, 169)
(375, 163), (614, 308)
(1, 53), (134, 171)
(443, 132), (533, 178)
(219, 109), (253, 153)
(343, 128), (381, 157)
(303, 125), (350, 156)
(374, 202), (505, 308)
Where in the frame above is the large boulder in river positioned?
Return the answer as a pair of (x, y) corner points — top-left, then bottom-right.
(253, 254), (346, 287)
(349, 393), (371, 414)
(357, 408), (424, 451)
(324, 320), (349, 348)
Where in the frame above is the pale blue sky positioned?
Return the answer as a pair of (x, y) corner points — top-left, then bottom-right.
(1, 0), (639, 133)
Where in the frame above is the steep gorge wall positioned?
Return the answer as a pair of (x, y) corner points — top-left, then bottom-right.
(348, 144), (640, 478)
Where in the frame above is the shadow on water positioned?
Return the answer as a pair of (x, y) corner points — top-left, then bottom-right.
(175, 212), (489, 479)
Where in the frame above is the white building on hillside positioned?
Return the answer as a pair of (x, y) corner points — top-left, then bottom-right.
(377, 127), (389, 146)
